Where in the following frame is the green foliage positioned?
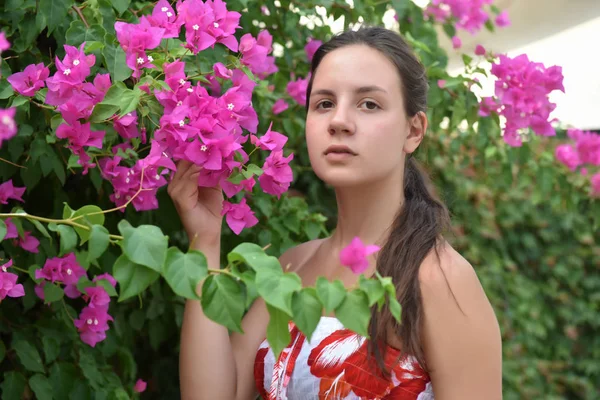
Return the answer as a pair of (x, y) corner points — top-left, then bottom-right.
(0, 0), (598, 399)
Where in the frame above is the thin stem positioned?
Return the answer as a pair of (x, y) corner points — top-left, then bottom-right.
(0, 157), (26, 169)
(0, 212), (123, 241)
(71, 168), (150, 220)
(30, 100), (55, 110)
(72, 6), (89, 28)
(62, 299), (75, 321)
(10, 266), (29, 274)
(207, 268), (236, 279)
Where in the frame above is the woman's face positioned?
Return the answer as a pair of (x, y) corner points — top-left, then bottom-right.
(305, 44), (424, 188)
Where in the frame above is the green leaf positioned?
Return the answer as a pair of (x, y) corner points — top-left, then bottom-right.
(49, 363), (78, 400)
(84, 41), (105, 52)
(201, 274), (245, 333)
(291, 288), (322, 341)
(388, 296), (402, 324)
(315, 277), (346, 314)
(42, 336), (60, 364)
(163, 247), (208, 300)
(103, 43), (132, 82)
(69, 205), (105, 244)
(0, 219), (6, 241)
(0, 372), (27, 400)
(44, 283), (65, 303)
(65, 22), (106, 47)
(13, 340), (45, 373)
(55, 225), (77, 255)
(95, 279), (118, 297)
(0, 340), (5, 362)
(39, 0), (73, 35)
(256, 269), (302, 315)
(111, 0), (131, 15)
(266, 304), (291, 359)
(29, 374), (53, 400)
(113, 254), (160, 302)
(88, 225), (110, 261)
(118, 88), (142, 117)
(246, 163), (264, 176)
(89, 104), (119, 123)
(100, 82), (128, 107)
(118, 220), (168, 272)
(227, 242), (281, 273)
(10, 95), (29, 109)
(335, 290), (371, 337)
(358, 275), (385, 307)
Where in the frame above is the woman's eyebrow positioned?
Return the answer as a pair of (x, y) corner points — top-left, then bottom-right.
(311, 86), (388, 97)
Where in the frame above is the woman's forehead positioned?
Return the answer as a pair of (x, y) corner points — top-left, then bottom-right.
(312, 45), (402, 91)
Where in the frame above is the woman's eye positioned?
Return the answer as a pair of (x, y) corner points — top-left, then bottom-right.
(316, 100), (334, 109)
(360, 101), (379, 110)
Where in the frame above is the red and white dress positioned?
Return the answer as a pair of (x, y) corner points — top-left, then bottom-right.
(254, 317), (434, 399)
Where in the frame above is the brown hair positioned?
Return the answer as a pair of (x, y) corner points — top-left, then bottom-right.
(306, 27), (451, 372)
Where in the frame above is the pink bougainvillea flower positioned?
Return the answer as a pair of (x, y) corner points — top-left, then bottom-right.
(84, 286), (110, 309)
(3, 218), (18, 239)
(114, 111), (141, 141)
(134, 379), (147, 393)
(0, 179), (26, 204)
(7, 63), (49, 97)
(93, 273), (117, 288)
(147, 0), (183, 38)
(495, 11), (511, 27)
(258, 151), (294, 198)
(437, 79), (446, 89)
(555, 144), (582, 171)
(0, 32), (10, 52)
(17, 231), (39, 253)
(475, 44), (486, 56)
(0, 260), (25, 300)
(575, 130), (600, 166)
(239, 30), (278, 78)
(0, 107), (17, 148)
(451, 35), (462, 49)
(272, 98), (289, 115)
(339, 237), (381, 274)
(250, 122), (287, 152)
(305, 38), (322, 62)
(591, 173), (600, 197)
(35, 253), (86, 297)
(221, 176), (255, 198)
(74, 305), (113, 347)
(286, 76), (309, 106)
(221, 198), (259, 235)
(481, 54), (564, 146)
(178, 0), (241, 54)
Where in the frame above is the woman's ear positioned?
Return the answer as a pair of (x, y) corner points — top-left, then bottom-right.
(403, 111), (428, 154)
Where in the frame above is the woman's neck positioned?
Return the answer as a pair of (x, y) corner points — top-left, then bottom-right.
(328, 176), (404, 254)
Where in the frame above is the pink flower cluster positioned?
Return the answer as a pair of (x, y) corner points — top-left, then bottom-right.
(425, 0), (510, 35)
(555, 129), (600, 196)
(99, 141), (175, 211)
(0, 107), (17, 148)
(0, 179), (25, 204)
(479, 54), (565, 147)
(2, 218), (40, 253)
(35, 253), (87, 299)
(177, 0), (241, 55)
(7, 43), (111, 172)
(0, 260), (25, 301)
(239, 30), (278, 79)
(74, 283), (113, 347)
(34, 253), (115, 347)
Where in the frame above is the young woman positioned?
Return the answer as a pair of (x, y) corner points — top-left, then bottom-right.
(170, 27), (502, 400)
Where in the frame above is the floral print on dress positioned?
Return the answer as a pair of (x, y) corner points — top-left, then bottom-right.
(255, 317), (433, 400)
